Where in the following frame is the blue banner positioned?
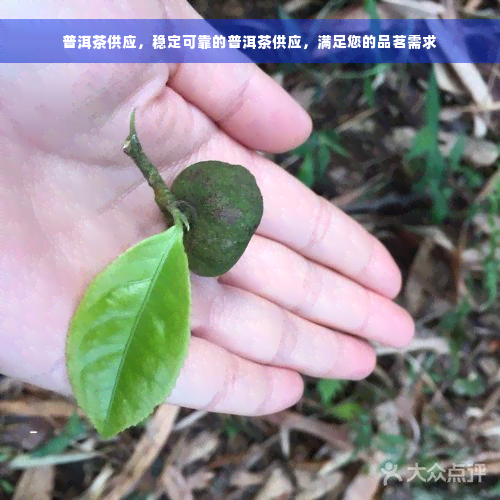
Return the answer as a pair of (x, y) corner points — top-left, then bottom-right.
(2, 19), (500, 64)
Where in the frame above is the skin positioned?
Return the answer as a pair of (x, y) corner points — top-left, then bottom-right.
(1, 0), (414, 416)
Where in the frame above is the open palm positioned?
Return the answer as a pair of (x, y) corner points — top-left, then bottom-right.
(1, 0), (414, 416)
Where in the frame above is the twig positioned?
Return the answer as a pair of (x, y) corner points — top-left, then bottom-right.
(123, 109), (189, 230)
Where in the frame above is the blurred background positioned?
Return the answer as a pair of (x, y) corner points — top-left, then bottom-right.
(1, 1), (499, 499)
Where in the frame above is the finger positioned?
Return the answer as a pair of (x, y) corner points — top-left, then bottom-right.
(162, 0), (312, 153)
(245, 155), (404, 299)
(166, 336), (304, 415)
(189, 276), (377, 380)
(220, 235), (415, 348)
(134, 92), (400, 299)
(167, 62), (312, 154)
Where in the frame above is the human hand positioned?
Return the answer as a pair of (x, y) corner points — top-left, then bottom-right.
(1, 0), (414, 416)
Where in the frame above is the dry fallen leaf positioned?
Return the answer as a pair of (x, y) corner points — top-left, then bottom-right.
(385, 126), (499, 166)
(343, 451), (387, 500)
(255, 467), (294, 500)
(13, 466), (55, 500)
(433, 63), (466, 95)
(262, 411), (354, 452)
(176, 430), (220, 468)
(381, 0), (444, 18)
(159, 465), (194, 500)
(0, 398), (81, 419)
(185, 469), (216, 491)
(0, 419), (52, 451)
(295, 470), (343, 500)
(405, 237), (435, 314)
(439, 131), (499, 167)
(230, 470), (265, 488)
(102, 404), (179, 500)
(76, 464), (114, 500)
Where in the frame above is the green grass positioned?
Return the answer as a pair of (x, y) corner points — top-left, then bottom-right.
(290, 129), (350, 187)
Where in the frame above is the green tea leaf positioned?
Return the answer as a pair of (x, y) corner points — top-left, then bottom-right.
(66, 224), (191, 438)
(363, 74), (376, 108)
(484, 258), (499, 308)
(320, 130), (351, 158)
(364, 0), (380, 19)
(328, 401), (362, 421)
(407, 127), (434, 161)
(0, 479), (14, 495)
(448, 134), (466, 170)
(290, 142), (313, 157)
(317, 145), (331, 177)
(298, 151), (315, 187)
(31, 412), (87, 457)
(452, 372), (486, 397)
(316, 378), (347, 406)
(351, 411), (374, 448)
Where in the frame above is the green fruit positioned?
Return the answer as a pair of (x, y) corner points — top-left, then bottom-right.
(170, 161), (263, 277)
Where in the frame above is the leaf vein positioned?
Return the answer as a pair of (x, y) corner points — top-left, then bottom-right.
(103, 235), (174, 424)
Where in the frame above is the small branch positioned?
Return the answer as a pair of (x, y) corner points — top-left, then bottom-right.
(123, 109), (189, 230)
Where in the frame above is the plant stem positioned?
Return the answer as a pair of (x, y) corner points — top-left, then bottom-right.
(123, 109), (185, 228)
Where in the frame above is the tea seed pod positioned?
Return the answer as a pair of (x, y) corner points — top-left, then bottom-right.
(171, 161), (263, 277)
